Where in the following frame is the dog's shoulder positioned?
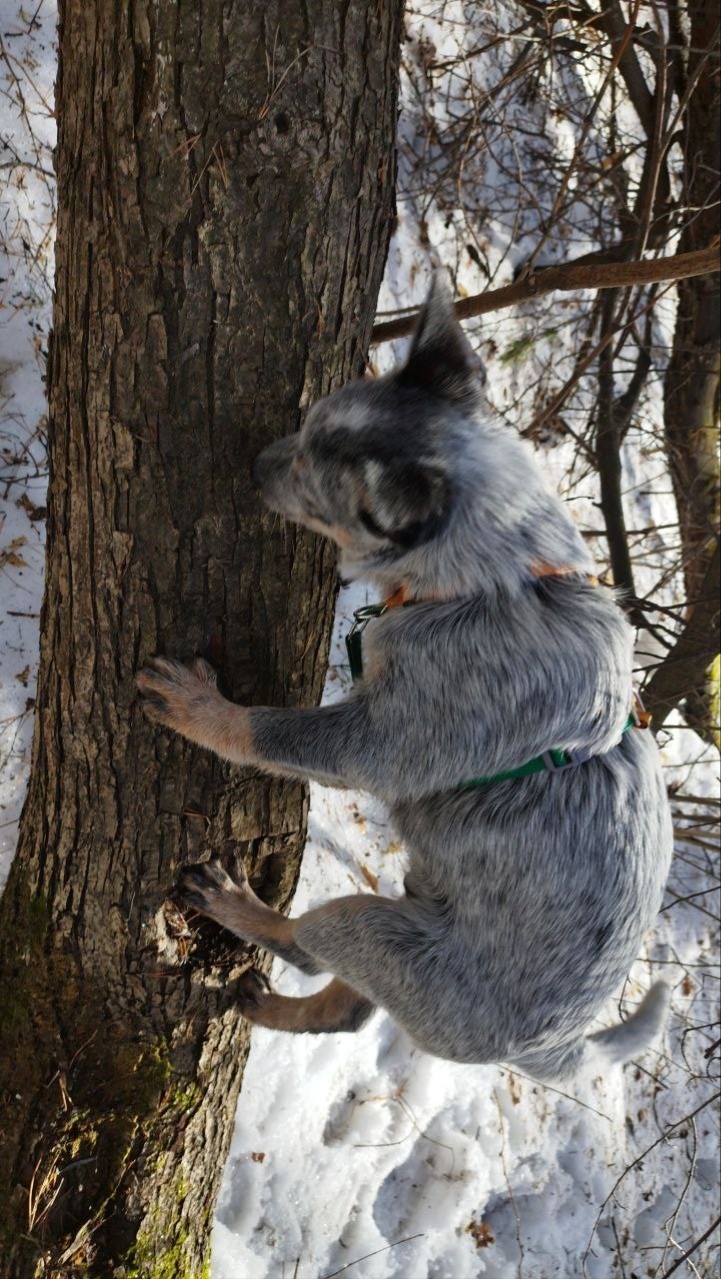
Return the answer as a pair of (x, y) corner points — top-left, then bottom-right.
(356, 576), (636, 783)
(369, 575), (631, 689)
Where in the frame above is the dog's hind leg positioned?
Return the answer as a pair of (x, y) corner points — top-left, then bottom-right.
(290, 893), (466, 1055)
(237, 971), (375, 1033)
(180, 863), (450, 1046)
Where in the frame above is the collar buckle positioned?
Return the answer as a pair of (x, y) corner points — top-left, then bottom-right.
(346, 604), (388, 681)
(541, 745), (595, 772)
(631, 690), (652, 730)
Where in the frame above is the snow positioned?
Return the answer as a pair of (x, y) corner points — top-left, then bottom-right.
(1, 2), (719, 1277)
(0, 0), (54, 880)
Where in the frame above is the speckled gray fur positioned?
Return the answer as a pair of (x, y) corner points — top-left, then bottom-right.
(172, 275), (674, 1076)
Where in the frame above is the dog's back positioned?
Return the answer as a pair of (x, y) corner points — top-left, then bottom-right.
(335, 577), (673, 1075)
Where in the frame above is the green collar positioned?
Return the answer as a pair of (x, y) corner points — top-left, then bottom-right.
(456, 717), (636, 787)
(345, 601), (644, 788)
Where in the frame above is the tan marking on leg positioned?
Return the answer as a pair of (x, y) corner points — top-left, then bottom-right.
(240, 975), (373, 1033)
(303, 517), (353, 547)
(208, 890), (296, 948)
(178, 861), (319, 970)
(179, 863), (294, 945)
(137, 657), (257, 764)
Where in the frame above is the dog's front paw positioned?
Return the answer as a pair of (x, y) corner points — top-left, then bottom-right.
(136, 656), (221, 738)
(177, 857), (250, 922)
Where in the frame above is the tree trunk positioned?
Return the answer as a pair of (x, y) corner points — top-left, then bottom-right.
(0, 1), (403, 1274)
(644, 540), (720, 729)
(663, 0), (720, 738)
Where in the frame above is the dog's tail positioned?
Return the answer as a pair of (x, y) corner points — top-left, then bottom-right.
(587, 982), (670, 1066)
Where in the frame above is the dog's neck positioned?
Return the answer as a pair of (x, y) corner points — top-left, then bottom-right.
(358, 514), (593, 603)
(376, 563), (597, 610)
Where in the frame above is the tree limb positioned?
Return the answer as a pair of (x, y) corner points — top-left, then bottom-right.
(371, 243), (721, 343)
(613, 298), (655, 441)
(595, 0), (655, 136)
(642, 539), (721, 729)
(595, 289), (638, 606)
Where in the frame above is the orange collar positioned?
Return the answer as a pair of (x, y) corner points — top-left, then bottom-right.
(383, 565), (598, 609)
(382, 583), (417, 609)
(531, 561), (600, 587)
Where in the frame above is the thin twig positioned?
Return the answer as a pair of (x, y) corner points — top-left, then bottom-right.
(659, 1214), (721, 1278)
(319, 1233), (426, 1279)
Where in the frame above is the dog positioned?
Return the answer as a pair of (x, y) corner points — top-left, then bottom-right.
(137, 273), (673, 1080)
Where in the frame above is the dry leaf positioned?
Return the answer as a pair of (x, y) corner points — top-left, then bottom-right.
(360, 863), (379, 893)
(251, 1151), (266, 1163)
(466, 1220), (494, 1249)
(508, 1071), (522, 1105)
(382, 840), (403, 856)
(1, 536), (29, 569)
(18, 493), (47, 521)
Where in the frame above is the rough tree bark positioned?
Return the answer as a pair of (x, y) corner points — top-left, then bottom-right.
(644, 539), (721, 729)
(663, 0), (720, 738)
(0, 1), (403, 1274)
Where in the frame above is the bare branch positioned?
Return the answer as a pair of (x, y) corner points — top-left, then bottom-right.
(659, 1214), (721, 1279)
(595, 0), (654, 136)
(371, 243), (721, 342)
(595, 289), (638, 604)
(613, 298), (655, 441)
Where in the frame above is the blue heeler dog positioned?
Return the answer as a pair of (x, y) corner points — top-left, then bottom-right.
(137, 274), (673, 1080)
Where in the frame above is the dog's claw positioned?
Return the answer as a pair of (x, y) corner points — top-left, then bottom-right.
(177, 858), (249, 920)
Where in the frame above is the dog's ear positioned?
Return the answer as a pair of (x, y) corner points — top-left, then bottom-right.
(360, 457), (449, 548)
(399, 271), (482, 404)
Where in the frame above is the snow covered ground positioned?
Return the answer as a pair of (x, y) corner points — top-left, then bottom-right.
(1, 3), (719, 1277)
(0, 0), (54, 881)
